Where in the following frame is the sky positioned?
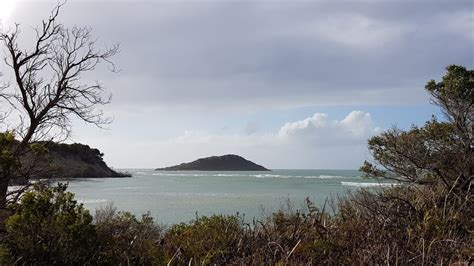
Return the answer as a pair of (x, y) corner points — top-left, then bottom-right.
(0, 0), (472, 169)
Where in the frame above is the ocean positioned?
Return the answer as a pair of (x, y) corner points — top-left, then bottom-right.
(63, 169), (397, 225)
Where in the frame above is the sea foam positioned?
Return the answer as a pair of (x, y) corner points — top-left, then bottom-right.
(341, 182), (399, 187)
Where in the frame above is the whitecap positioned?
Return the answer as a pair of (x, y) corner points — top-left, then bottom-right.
(134, 171), (146, 175)
(315, 175), (346, 179)
(252, 174), (290, 178)
(152, 173), (206, 177)
(251, 174), (350, 179)
(341, 182), (400, 187)
(213, 174), (242, 177)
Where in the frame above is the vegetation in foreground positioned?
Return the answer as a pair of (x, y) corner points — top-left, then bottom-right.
(0, 180), (470, 265)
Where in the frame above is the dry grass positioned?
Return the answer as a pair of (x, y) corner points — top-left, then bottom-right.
(158, 184), (472, 265)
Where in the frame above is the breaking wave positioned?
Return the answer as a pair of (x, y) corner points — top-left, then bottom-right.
(341, 182), (400, 187)
(152, 173), (207, 177)
(152, 173), (350, 179)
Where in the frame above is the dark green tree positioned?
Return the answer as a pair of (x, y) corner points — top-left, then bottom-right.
(360, 65), (473, 196)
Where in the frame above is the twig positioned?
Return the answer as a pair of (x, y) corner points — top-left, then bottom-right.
(286, 239), (301, 261)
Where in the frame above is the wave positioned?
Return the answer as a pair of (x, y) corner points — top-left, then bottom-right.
(152, 173), (207, 177)
(213, 174), (242, 177)
(212, 173), (345, 179)
(341, 182), (400, 187)
(253, 174), (348, 179)
(313, 175), (347, 179)
(253, 174), (290, 178)
(152, 172), (352, 179)
(133, 171), (147, 175)
(102, 186), (147, 191)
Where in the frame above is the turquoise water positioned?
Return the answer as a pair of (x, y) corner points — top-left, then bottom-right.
(65, 169), (397, 225)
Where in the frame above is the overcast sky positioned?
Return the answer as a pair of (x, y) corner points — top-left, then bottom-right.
(1, 0), (473, 169)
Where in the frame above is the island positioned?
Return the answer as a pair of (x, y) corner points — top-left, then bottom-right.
(155, 154), (270, 171)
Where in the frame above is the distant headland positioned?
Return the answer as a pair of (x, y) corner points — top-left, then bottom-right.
(42, 142), (131, 178)
(13, 142), (130, 185)
(155, 154), (270, 171)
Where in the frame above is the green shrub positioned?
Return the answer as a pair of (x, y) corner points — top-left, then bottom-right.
(94, 204), (164, 265)
(4, 183), (97, 265)
(162, 214), (244, 264)
(2, 185), (165, 265)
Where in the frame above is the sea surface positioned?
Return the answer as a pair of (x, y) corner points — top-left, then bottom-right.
(61, 169), (397, 225)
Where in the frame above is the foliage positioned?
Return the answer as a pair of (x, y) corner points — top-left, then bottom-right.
(1, 185), (164, 265)
(0, 183), (471, 264)
(162, 214), (244, 264)
(328, 185), (472, 264)
(360, 65), (473, 195)
(159, 187), (471, 264)
(95, 204), (164, 265)
(3, 183), (97, 265)
(0, 132), (19, 179)
(49, 143), (105, 163)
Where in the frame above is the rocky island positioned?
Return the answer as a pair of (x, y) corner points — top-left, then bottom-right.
(156, 154), (270, 171)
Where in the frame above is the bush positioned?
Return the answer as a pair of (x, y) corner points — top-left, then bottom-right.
(1, 185), (165, 265)
(4, 183), (97, 265)
(162, 214), (244, 264)
(239, 199), (335, 264)
(94, 204), (164, 265)
(327, 185), (473, 264)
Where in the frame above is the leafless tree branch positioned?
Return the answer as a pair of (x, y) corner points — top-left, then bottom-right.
(0, 2), (119, 207)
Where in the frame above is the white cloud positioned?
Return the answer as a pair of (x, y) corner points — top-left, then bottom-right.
(340, 111), (380, 137)
(278, 111), (379, 145)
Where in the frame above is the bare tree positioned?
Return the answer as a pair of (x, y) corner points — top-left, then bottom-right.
(0, 3), (119, 208)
